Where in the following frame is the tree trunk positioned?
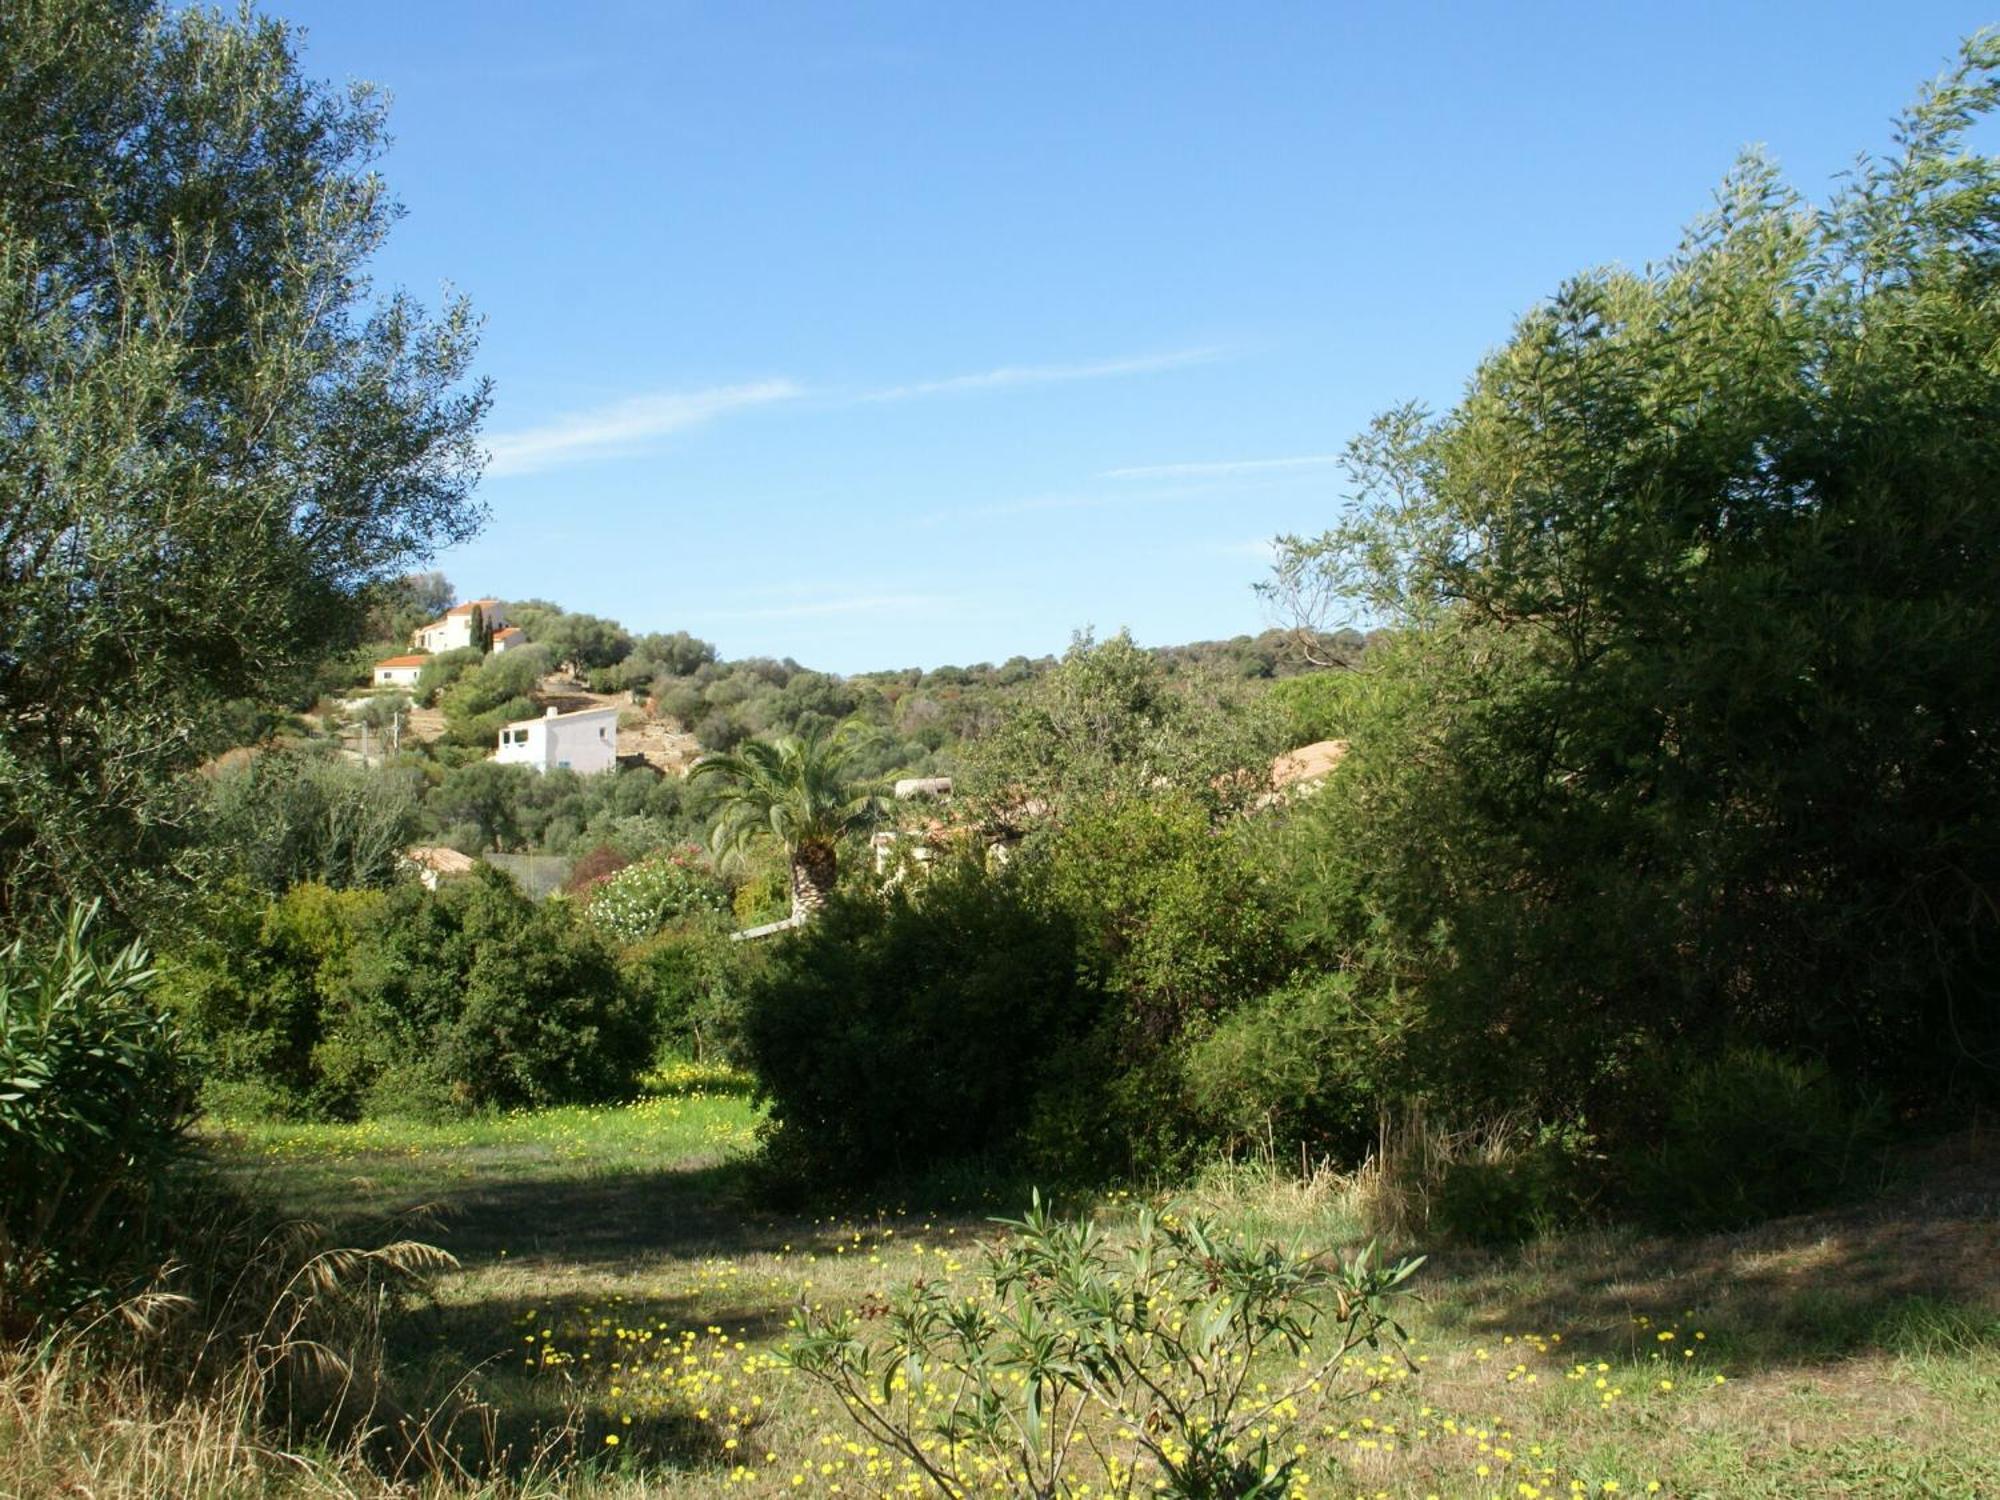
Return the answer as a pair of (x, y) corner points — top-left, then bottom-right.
(789, 840), (838, 921)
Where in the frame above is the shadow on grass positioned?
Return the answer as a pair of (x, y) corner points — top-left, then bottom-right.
(1417, 1149), (2000, 1378)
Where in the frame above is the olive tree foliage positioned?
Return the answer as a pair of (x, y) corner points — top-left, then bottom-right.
(203, 751), (423, 894)
(0, 0), (488, 924)
(959, 630), (1284, 833)
(1261, 36), (2000, 1105)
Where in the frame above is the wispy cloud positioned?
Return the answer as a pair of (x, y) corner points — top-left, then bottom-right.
(858, 348), (1224, 404)
(1103, 453), (1344, 482)
(484, 380), (801, 478)
(483, 344), (1222, 479)
(705, 593), (952, 621)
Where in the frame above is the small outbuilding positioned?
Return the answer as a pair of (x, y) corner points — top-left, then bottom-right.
(372, 654), (428, 688)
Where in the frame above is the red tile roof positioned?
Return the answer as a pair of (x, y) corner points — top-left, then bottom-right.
(375, 654), (430, 669)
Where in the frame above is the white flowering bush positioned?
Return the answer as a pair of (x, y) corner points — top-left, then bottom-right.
(584, 850), (727, 943)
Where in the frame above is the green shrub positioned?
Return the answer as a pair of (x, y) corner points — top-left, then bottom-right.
(1265, 669), (1369, 746)
(158, 882), (382, 1119)
(731, 861), (790, 927)
(414, 646), (482, 706)
(621, 919), (755, 1063)
(1433, 1139), (1583, 1247)
(201, 751), (422, 893)
(334, 868), (651, 1114)
(583, 848), (728, 943)
(1620, 1046), (1886, 1230)
(0, 906), (193, 1329)
(1021, 794), (1293, 1178)
(1182, 973), (1383, 1160)
(784, 1194), (1423, 1499)
(743, 860), (1088, 1186)
(164, 870), (650, 1120)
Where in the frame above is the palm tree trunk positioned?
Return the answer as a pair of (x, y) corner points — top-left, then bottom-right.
(789, 840), (838, 921)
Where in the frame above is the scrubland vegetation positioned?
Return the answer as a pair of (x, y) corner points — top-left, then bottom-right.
(3, 3), (1999, 1496)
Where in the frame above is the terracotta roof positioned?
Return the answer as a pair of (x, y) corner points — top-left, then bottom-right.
(414, 615), (450, 633)
(492, 625), (522, 639)
(447, 598), (501, 615)
(375, 654), (430, 669)
(1270, 739), (1350, 789)
(404, 845), (476, 876)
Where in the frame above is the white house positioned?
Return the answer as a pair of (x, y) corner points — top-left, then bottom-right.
(411, 598), (506, 655)
(490, 625), (524, 653)
(372, 654), (428, 688)
(494, 704), (619, 775)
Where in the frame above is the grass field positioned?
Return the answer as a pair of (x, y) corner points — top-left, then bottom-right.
(147, 1076), (2000, 1500)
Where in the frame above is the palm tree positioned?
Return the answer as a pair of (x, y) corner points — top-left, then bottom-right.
(690, 724), (884, 925)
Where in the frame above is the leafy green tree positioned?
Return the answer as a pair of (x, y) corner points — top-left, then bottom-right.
(203, 751), (422, 893)
(439, 643), (552, 745)
(960, 630), (1283, 832)
(431, 760), (536, 852)
(539, 612), (633, 675)
(1264, 35), (2000, 1109)
(362, 571), (454, 644)
(691, 725), (884, 923)
(636, 630), (719, 678)
(0, 0), (487, 924)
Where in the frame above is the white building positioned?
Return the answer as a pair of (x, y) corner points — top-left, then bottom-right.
(412, 598), (506, 655)
(494, 704), (619, 775)
(372, 654), (427, 688)
(490, 625), (524, 653)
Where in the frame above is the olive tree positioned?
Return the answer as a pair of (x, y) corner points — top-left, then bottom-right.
(0, 0), (488, 923)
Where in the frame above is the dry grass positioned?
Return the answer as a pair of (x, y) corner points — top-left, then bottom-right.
(5, 1096), (1996, 1499)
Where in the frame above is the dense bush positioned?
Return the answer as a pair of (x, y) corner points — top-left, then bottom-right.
(742, 859), (1088, 1185)
(1, 907), (192, 1330)
(439, 644), (554, 746)
(414, 647), (483, 706)
(1181, 973), (1383, 1160)
(327, 869), (647, 1115)
(744, 791), (1299, 1187)
(159, 882), (380, 1119)
(1023, 794), (1293, 1178)
(620, 918), (760, 1063)
(164, 870), (648, 1119)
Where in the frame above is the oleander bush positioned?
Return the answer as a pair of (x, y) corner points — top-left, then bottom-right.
(583, 847), (729, 943)
(0, 906), (193, 1333)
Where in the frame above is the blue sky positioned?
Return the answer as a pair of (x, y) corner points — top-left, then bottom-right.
(268, 2), (1991, 672)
